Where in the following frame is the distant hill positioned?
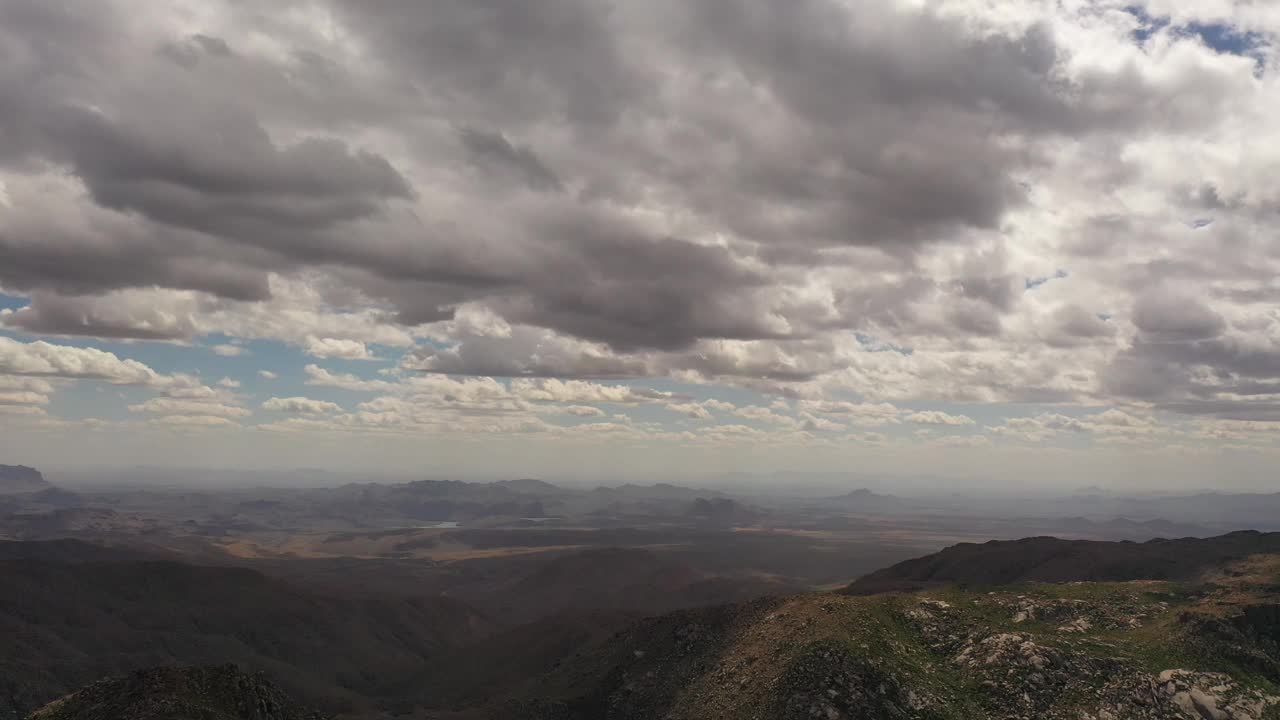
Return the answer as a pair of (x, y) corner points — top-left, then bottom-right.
(819, 487), (912, 513)
(592, 483), (723, 501)
(25, 665), (325, 720)
(843, 530), (1280, 595)
(0, 465), (52, 494)
(492, 478), (565, 496)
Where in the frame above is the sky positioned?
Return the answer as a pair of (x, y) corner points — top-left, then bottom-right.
(1, 0), (1279, 489)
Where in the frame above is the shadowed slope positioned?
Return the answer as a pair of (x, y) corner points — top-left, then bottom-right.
(26, 665), (324, 720)
(843, 530), (1280, 595)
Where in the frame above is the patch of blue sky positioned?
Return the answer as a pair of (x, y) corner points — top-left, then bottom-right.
(854, 332), (912, 355)
(45, 381), (152, 422)
(1125, 6), (1268, 72)
(1183, 21), (1268, 58)
(1026, 269), (1068, 290)
(0, 292), (29, 312)
(1125, 5), (1170, 43)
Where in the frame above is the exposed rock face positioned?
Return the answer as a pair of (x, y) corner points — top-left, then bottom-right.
(25, 665), (326, 720)
(769, 641), (935, 720)
(1153, 669), (1278, 720)
(0, 465), (51, 494)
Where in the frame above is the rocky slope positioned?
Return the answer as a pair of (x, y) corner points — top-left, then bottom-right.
(492, 546), (1280, 719)
(25, 665), (325, 720)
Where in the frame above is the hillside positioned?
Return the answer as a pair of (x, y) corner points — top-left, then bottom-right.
(0, 545), (492, 718)
(843, 531), (1280, 595)
(26, 665), (325, 720)
(496, 552), (1280, 719)
(16, 532), (1280, 720)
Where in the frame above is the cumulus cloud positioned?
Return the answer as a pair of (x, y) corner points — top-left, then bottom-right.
(304, 337), (373, 360)
(262, 396), (344, 415)
(128, 398), (251, 419)
(906, 411), (976, 426)
(0, 391), (49, 406)
(148, 415), (239, 428)
(0, 337), (163, 385)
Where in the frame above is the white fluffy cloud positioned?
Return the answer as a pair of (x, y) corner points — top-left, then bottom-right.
(304, 337), (372, 360)
(128, 397), (251, 419)
(0, 337), (163, 385)
(907, 411), (976, 426)
(262, 396), (344, 415)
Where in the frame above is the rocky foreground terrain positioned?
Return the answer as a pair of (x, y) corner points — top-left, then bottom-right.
(19, 533), (1280, 720)
(493, 538), (1280, 719)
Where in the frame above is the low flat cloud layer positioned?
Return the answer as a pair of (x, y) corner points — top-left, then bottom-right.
(1, 0), (1278, 483)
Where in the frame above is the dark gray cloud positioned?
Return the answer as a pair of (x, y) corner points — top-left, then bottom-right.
(1043, 305), (1116, 348)
(53, 103), (412, 234)
(1132, 290), (1226, 342)
(1103, 287), (1280, 418)
(3, 291), (198, 340)
(403, 327), (645, 379)
(458, 128), (564, 193)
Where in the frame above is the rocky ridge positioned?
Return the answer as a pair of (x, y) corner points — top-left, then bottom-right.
(506, 554), (1280, 720)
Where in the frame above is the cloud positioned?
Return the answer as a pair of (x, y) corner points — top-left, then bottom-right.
(667, 402), (712, 420)
(0, 376), (54, 394)
(128, 398), (251, 418)
(213, 344), (247, 357)
(403, 325), (644, 378)
(0, 391), (49, 406)
(304, 337), (372, 360)
(906, 411), (975, 426)
(258, 370), (278, 379)
(148, 415), (239, 428)
(0, 337), (163, 385)
(0, 0), (1278, 456)
(262, 396), (344, 415)
(304, 364), (395, 392)
(508, 378), (672, 405)
(798, 400), (901, 426)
